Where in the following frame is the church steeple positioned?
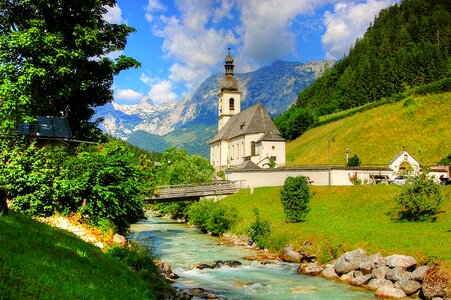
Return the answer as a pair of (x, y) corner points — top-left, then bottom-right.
(218, 48), (241, 131)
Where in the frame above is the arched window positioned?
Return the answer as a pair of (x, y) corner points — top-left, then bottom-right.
(251, 141), (256, 156)
(229, 98), (235, 110)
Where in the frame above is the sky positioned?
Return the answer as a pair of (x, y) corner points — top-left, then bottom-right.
(105, 0), (398, 105)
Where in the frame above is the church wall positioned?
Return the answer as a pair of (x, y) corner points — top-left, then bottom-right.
(257, 141), (286, 167)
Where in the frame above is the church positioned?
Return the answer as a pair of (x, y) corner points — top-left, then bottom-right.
(210, 50), (286, 170)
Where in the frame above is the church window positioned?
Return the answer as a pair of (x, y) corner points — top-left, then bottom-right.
(272, 145), (275, 150)
(251, 141), (256, 156)
(271, 156), (276, 161)
(229, 98), (235, 110)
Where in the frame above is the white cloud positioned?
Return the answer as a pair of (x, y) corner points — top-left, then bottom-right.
(103, 5), (123, 24)
(148, 80), (178, 104)
(115, 89), (143, 101)
(145, 0), (166, 22)
(321, 0), (397, 59)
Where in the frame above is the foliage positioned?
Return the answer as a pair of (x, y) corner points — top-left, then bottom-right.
(0, 211), (162, 299)
(247, 208), (271, 249)
(396, 172), (445, 221)
(347, 154), (361, 167)
(0, 0), (140, 139)
(0, 185), (7, 215)
(187, 199), (237, 235)
(438, 154), (451, 164)
(349, 173), (362, 185)
(274, 107), (317, 141)
(0, 138), (152, 233)
(153, 201), (192, 220)
(277, 0), (451, 120)
(280, 176), (312, 223)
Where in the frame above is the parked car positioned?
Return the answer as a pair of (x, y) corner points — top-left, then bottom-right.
(393, 175), (418, 185)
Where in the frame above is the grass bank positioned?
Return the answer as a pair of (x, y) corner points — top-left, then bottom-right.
(221, 185), (451, 272)
(0, 211), (166, 299)
(286, 92), (451, 166)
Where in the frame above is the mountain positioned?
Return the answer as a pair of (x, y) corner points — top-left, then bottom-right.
(95, 60), (333, 155)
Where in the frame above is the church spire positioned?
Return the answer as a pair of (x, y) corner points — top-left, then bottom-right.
(220, 48), (238, 91)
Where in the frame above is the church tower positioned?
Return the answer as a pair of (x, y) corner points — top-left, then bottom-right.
(218, 48), (241, 131)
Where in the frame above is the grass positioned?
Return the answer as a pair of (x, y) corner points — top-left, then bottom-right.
(0, 211), (164, 300)
(221, 185), (451, 273)
(286, 92), (451, 166)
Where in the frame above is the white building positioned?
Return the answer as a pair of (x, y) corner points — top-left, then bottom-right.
(389, 150), (420, 176)
(210, 50), (286, 170)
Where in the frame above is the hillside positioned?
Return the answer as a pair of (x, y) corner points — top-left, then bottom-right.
(286, 92), (451, 166)
(221, 185), (451, 272)
(0, 212), (167, 299)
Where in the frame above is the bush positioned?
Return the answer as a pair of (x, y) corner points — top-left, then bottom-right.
(280, 176), (312, 223)
(248, 208), (271, 249)
(395, 172), (445, 221)
(153, 201), (193, 220)
(187, 200), (237, 235)
(347, 154), (361, 167)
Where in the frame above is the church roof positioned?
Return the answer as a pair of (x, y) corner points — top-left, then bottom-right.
(236, 160), (260, 170)
(256, 131), (285, 142)
(210, 103), (282, 143)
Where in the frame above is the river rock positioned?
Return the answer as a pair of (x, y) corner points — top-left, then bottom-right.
(188, 288), (205, 295)
(334, 249), (368, 274)
(385, 254), (417, 270)
(206, 294), (218, 299)
(322, 264), (339, 279)
(297, 263), (323, 276)
(195, 264), (214, 270)
(350, 274), (373, 286)
(411, 265), (430, 282)
(386, 267), (411, 282)
(367, 278), (394, 291)
(372, 266), (390, 280)
(420, 266), (448, 300)
(280, 245), (301, 263)
(394, 279), (421, 295)
(224, 260), (242, 268)
(359, 253), (385, 274)
(375, 286), (407, 299)
(169, 273), (180, 280)
(113, 234), (127, 246)
(339, 271), (354, 283)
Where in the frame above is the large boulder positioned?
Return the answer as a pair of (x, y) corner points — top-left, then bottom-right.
(367, 278), (394, 291)
(375, 286), (407, 299)
(297, 263), (323, 276)
(394, 279), (421, 295)
(280, 245), (301, 263)
(420, 266), (448, 300)
(372, 266), (390, 280)
(334, 249), (368, 274)
(386, 267), (411, 282)
(411, 266), (430, 282)
(385, 254), (417, 270)
(322, 264), (339, 279)
(350, 274), (373, 286)
(359, 253), (385, 274)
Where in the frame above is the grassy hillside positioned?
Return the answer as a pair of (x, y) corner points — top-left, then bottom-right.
(286, 92), (451, 166)
(0, 212), (163, 299)
(221, 185), (451, 272)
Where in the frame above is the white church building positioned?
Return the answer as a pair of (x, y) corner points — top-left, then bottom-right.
(210, 50), (286, 170)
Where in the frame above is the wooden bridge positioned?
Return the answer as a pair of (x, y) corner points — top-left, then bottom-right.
(147, 180), (245, 203)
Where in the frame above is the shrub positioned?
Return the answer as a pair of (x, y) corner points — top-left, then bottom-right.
(395, 172), (445, 221)
(187, 200), (237, 235)
(280, 176), (313, 223)
(248, 208), (271, 249)
(153, 201), (193, 220)
(347, 154), (361, 167)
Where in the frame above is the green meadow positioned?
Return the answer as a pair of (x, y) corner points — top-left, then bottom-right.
(0, 212), (160, 300)
(221, 185), (451, 272)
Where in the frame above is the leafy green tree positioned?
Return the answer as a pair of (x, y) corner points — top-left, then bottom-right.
(187, 200), (237, 235)
(396, 171), (445, 221)
(248, 208), (271, 249)
(280, 176), (312, 223)
(347, 154), (361, 167)
(0, 0), (140, 139)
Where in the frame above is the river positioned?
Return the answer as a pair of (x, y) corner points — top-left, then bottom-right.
(129, 213), (376, 299)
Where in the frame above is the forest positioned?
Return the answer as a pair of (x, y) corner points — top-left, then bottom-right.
(275, 0), (451, 141)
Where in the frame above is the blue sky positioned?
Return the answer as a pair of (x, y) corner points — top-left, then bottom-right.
(104, 0), (398, 105)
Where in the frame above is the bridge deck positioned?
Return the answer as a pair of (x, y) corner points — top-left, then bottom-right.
(148, 181), (244, 202)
